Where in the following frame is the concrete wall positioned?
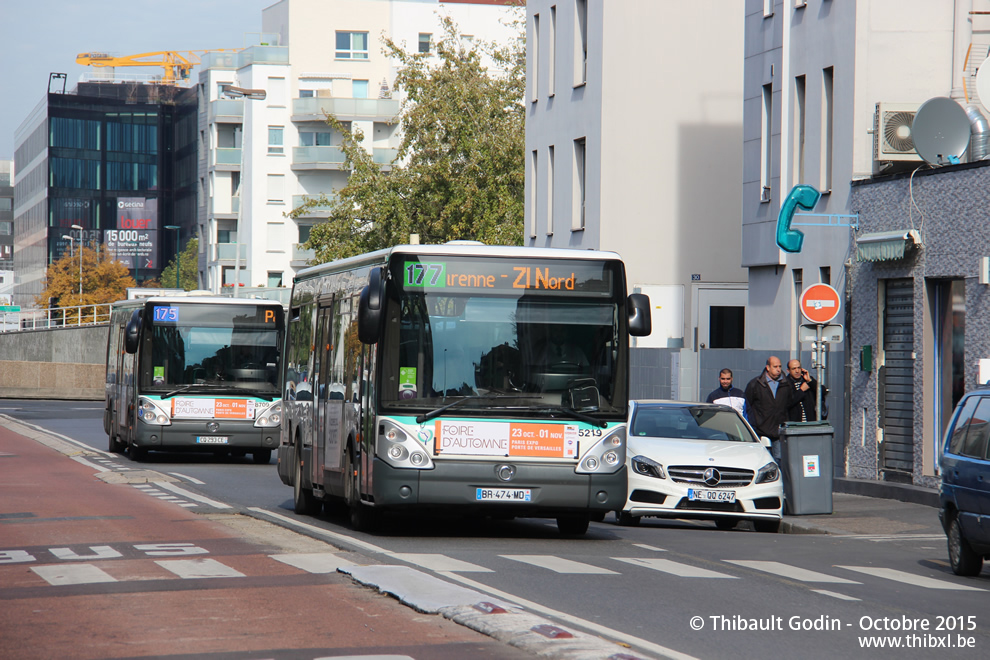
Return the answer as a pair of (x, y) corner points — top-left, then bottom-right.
(0, 325), (108, 399)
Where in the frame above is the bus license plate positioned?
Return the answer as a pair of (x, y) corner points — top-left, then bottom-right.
(688, 489), (736, 503)
(196, 436), (229, 444)
(476, 488), (531, 502)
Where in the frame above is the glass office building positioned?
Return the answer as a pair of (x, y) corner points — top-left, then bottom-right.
(12, 82), (196, 307)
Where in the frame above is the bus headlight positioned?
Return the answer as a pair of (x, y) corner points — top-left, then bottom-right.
(575, 427), (625, 474)
(378, 421), (434, 469)
(255, 401), (283, 428)
(138, 397), (171, 426)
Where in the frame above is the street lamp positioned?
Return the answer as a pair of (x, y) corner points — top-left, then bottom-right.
(221, 85), (266, 297)
(165, 225), (181, 289)
(71, 224), (83, 296)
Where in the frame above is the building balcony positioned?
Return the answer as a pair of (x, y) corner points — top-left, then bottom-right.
(210, 196), (238, 218)
(291, 243), (317, 266)
(201, 46), (288, 71)
(214, 148), (242, 169)
(291, 146), (397, 171)
(291, 97), (400, 122)
(291, 194), (333, 217)
(213, 242), (247, 262)
(210, 99), (243, 123)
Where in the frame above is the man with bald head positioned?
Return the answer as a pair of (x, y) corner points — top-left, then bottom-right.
(744, 355), (795, 459)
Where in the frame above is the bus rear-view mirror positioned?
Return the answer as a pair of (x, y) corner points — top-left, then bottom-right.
(627, 293), (651, 337)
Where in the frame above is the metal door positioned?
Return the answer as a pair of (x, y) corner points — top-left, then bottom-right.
(879, 278), (914, 476)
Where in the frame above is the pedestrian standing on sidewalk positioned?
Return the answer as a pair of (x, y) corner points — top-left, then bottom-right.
(744, 355), (794, 460)
(705, 368), (746, 416)
(784, 358), (817, 422)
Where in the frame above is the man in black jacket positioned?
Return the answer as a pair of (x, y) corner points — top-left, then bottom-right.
(784, 359), (817, 422)
(744, 355), (794, 459)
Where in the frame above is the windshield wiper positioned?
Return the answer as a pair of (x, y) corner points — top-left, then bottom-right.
(415, 394), (518, 424)
(160, 384), (274, 401)
(539, 405), (608, 429)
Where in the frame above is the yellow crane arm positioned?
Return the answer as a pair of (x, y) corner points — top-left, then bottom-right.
(76, 50), (239, 84)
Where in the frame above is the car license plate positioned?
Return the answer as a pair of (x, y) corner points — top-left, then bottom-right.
(476, 488), (532, 502)
(196, 436), (229, 444)
(688, 488), (736, 503)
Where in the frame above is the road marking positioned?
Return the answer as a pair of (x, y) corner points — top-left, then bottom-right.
(613, 557), (736, 579)
(500, 555), (618, 574)
(70, 456), (111, 472)
(846, 534), (945, 542)
(249, 507), (389, 555)
(168, 472), (205, 485)
(156, 558), (245, 579)
(724, 560), (860, 583)
(389, 553), (493, 573)
(155, 482), (231, 509)
(270, 553), (353, 573)
(32, 564), (117, 586)
(812, 589), (861, 601)
(838, 566), (986, 591)
(632, 544), (666, 552)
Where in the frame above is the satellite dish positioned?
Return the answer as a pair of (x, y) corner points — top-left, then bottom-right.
(976, 56), (990, 110)
(912, 96), (971, 165)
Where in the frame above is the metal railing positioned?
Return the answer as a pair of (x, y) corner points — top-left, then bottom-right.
(0, 303), (112, 332)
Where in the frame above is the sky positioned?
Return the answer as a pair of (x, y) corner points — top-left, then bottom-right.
(0, 0), (275, 162)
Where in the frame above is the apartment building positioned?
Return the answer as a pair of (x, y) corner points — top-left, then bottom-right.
(197, 0), (520, 293)
(524, 0), (747, 400)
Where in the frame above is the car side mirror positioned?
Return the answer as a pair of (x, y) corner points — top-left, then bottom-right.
(759, 436), (772, 448)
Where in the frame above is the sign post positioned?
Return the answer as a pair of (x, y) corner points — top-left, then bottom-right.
(799, 284), (841, 420)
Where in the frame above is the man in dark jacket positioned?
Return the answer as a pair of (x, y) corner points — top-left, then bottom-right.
(784, 359), (817, 422)
(744, 355), (794, 459)
(705, 368), (746, 416)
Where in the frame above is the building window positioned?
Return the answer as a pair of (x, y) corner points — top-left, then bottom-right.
(574, 0), (588, 86)
(267, 174), (284, 203)
(268, 271), (283, 288)
(530, 149), (538, 238)
(548, 6), (557, 97)
(336, 31), (369, 60)
(709, 307), (745, 349)
(298, 224), (312, 244)
(299, 89), (315, 98)
(0, 221), (12, 235)
(0, 199), (11, 213)
(267, 77), (286, 106)
(418, 33), (431, 54)
(761, 83), (772, 202)
(547, 145), (555, 235)
(531, 14), (540, 102)
(218, 228), (234, 243)
(572, 137), (586, 230)
(794, 74), (806, 185)
(821, 66), (834, 192)
(820, 266), (831, 285)
(299, 131), (332, 146)
(352, 79), (369, 99)
(268, 126), (284, 155)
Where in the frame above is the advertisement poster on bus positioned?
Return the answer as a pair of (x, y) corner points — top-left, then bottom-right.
(104, 197), (158, 271)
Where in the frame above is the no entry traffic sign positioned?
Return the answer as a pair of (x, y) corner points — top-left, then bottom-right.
(800, 283), (841, 324)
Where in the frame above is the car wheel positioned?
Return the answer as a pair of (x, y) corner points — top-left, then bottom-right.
(715, 518), (738, 530)
(615, 511), (640, 526)
(948, 515), (983, 576)
(753, 518), (780, 533)
(557, 514), (590, 536)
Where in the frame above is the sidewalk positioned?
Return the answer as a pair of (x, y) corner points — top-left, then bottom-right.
(781, 477), (944, 538)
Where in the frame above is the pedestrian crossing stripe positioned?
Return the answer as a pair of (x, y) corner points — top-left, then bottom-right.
(613, 557), (736, 579)
(837, 565), (985, 592)
(724, 560), (860, 584)
(388, 553), (494, 573)
(500, 555), (619, 574)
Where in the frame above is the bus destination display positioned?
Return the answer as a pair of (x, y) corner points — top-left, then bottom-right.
(401, 258), (612, 295)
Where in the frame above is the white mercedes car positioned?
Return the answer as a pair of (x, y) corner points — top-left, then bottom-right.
(617, 400), (783, 532)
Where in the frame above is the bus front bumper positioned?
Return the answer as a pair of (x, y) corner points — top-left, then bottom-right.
(370, 458), (627, 514)
(133, 419), (279, 451)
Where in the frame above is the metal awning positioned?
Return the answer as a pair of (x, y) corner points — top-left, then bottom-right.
(856, 229), (921, 262)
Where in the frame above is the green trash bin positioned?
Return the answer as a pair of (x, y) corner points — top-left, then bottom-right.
(779, 422), (834, 515)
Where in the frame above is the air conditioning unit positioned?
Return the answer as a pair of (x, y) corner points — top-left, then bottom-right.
(874, 102), (922, 162)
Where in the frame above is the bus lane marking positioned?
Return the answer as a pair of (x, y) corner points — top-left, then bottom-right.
(31, 564), (117, 586)
(156, 558), (245, 579)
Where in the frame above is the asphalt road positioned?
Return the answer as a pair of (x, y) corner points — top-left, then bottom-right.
(3, 399), (989, 660)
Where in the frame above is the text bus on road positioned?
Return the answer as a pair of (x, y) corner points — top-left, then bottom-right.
(104, 295), (285, 462)
(277, 243), (651, 534)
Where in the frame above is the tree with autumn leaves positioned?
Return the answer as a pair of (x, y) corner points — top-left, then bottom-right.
(35, 244), (135, 314)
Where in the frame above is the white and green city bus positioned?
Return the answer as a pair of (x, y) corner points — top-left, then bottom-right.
(276, 243), (651, 534)
(104, 295), (285, 462)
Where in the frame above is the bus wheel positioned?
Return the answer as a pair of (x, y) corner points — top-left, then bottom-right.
(345, 449), (380, 532)
(108, 433), (123, 454)
(556, 514), (590, 536)
(292, 446), (320, 516)
(127, 442), (147, 462)
(252, 449), (272, 465)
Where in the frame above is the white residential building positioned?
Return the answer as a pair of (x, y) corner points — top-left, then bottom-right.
(525, 0), (746, 399)
(197, 0), (520, 293)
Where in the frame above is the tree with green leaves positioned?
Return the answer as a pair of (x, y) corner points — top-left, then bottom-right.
(159, 237), (200, 291)
(290, 12), (526, 263)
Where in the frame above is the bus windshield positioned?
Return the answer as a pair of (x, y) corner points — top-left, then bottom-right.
(381, 256), (628, 416)
(139, 303), (284, 395)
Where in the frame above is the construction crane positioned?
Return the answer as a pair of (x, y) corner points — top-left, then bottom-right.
(76, 50), (239, 85)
